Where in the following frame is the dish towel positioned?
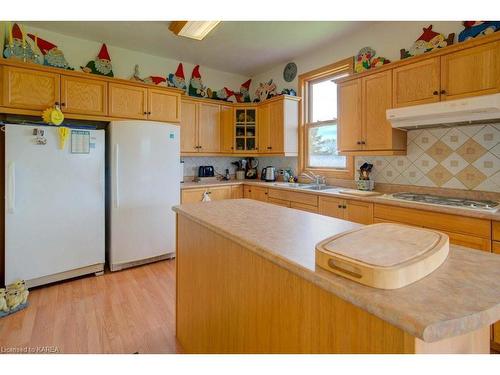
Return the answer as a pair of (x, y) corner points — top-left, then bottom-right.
(202, 191), (211, 202)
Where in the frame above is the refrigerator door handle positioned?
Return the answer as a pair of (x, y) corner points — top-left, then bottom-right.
(7, 162), (16, 213)
(114, 144), (120, 208)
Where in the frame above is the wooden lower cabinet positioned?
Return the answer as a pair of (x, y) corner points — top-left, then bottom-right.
(231, 185), (243, 199)
(181, 186), (233, 203)
(493, 241), (500, 349)
(318, 196), (345, 219)
(319, 197), (373, 225)
(374, 204), (491, 251)
(243, 185), (268, 202)
(344, 200), (374, 225)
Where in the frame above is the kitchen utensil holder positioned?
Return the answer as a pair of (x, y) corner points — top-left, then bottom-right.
(356, 180), (374, 191)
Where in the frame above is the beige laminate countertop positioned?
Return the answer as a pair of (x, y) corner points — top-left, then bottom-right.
(181, 180), (500, 220)
(173, 199), (500, 343)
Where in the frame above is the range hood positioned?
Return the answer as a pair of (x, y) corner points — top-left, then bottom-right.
(387, 93), (500, 129)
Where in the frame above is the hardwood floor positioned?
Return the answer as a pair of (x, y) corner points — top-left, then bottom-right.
(0, 260), (182, 354)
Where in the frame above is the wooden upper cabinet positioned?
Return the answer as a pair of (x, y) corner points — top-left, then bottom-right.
(60, 75), (107, 116)
(392, 57), (441, 107)
(108, 83), (148, 119)
(198, 103), (221, 153)
(441, 41), (500, 100)
(220, 105), (234, 153)
(362, 71), (393, 150)
(258, 103), (270, 153)
(338, 79), (362, 151)
(147, 89), (180, 122)
(2, 66), (60, 110)
(180, 100), (198, 153)
(269, 100), (284, 153)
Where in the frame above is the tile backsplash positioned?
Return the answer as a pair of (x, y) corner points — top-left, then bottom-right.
(355, 124), (500, 192)
(182, 156), (298, 178)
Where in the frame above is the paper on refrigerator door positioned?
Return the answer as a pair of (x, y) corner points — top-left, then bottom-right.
(71, 130), (90, 154)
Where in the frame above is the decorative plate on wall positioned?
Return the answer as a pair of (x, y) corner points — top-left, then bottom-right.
(283, 62), (297, 82)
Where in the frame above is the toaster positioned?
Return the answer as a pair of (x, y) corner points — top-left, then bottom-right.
(198, 166), (215, 177)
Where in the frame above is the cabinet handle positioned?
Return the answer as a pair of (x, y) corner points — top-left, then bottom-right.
(337, 205), (342, 208)
(356, 141), (361, 145)
(207, 191), (211, 194)
(361, 141), (366, 145)
(343, 205), (347, 209)
(231, 146), (234, 150)
(148, 111), (152, 115)
(61, 102), (66, 107)
(265, 192), (268, 195)
(143, 111), (147, 115)
(440, 90), (446, 95)
(433, 90), (439, 95)
(55, 101), (59, 106)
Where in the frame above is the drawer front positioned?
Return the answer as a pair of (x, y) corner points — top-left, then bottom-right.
(268, 189), (318, 206)
(290, 202), (318, 213)
(268, 197), (291, 207)
(374, 204), (491, 238)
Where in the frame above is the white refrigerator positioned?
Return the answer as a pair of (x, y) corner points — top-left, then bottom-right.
(5, 124), (105, 287)
(108, 121), (180, 271)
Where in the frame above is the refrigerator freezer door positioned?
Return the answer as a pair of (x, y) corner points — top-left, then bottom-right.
(5, 124), (105, 284)
(109, 121), (180, 269)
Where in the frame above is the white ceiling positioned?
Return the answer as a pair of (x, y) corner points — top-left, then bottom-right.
(23, 21), (371, 76)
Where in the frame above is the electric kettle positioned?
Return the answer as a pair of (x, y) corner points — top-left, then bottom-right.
(261, 166), (277, 182)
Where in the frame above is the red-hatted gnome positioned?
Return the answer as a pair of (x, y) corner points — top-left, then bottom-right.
(81, 43), (114, 77)
(401, 25), (454, 59)
(167, 63), (187, 90)
(188, 65), (208, 97)
(27, 33), (72, 70)
(235, 79), (252, 103)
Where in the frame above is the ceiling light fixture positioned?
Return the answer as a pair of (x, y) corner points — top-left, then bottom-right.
(169, 21), (221, 41)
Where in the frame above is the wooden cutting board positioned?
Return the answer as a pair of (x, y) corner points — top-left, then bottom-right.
(338, 189), (382, 196)
(315, 223), (449, 289)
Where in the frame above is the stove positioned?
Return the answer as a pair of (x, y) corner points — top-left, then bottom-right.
(384, 192), (499, 211)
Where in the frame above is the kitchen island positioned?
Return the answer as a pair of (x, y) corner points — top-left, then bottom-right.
(173, 199), (500, 353)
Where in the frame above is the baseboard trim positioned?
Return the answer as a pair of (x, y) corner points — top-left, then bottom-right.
(27, 263), (104, 288)
(110, 253), (175, 272)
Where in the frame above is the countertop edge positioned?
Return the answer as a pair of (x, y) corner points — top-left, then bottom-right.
(172, 202), (500, 342)
(180, 181), (500, 221)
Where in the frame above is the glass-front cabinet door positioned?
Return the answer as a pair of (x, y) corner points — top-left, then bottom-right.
(234, 107), (257, 153)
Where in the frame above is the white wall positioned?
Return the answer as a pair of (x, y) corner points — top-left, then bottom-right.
(0, 22), (248, 90)
(250, 21), (463, 94)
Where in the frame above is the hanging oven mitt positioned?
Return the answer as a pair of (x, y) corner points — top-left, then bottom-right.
(57, 127), (69, 150)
